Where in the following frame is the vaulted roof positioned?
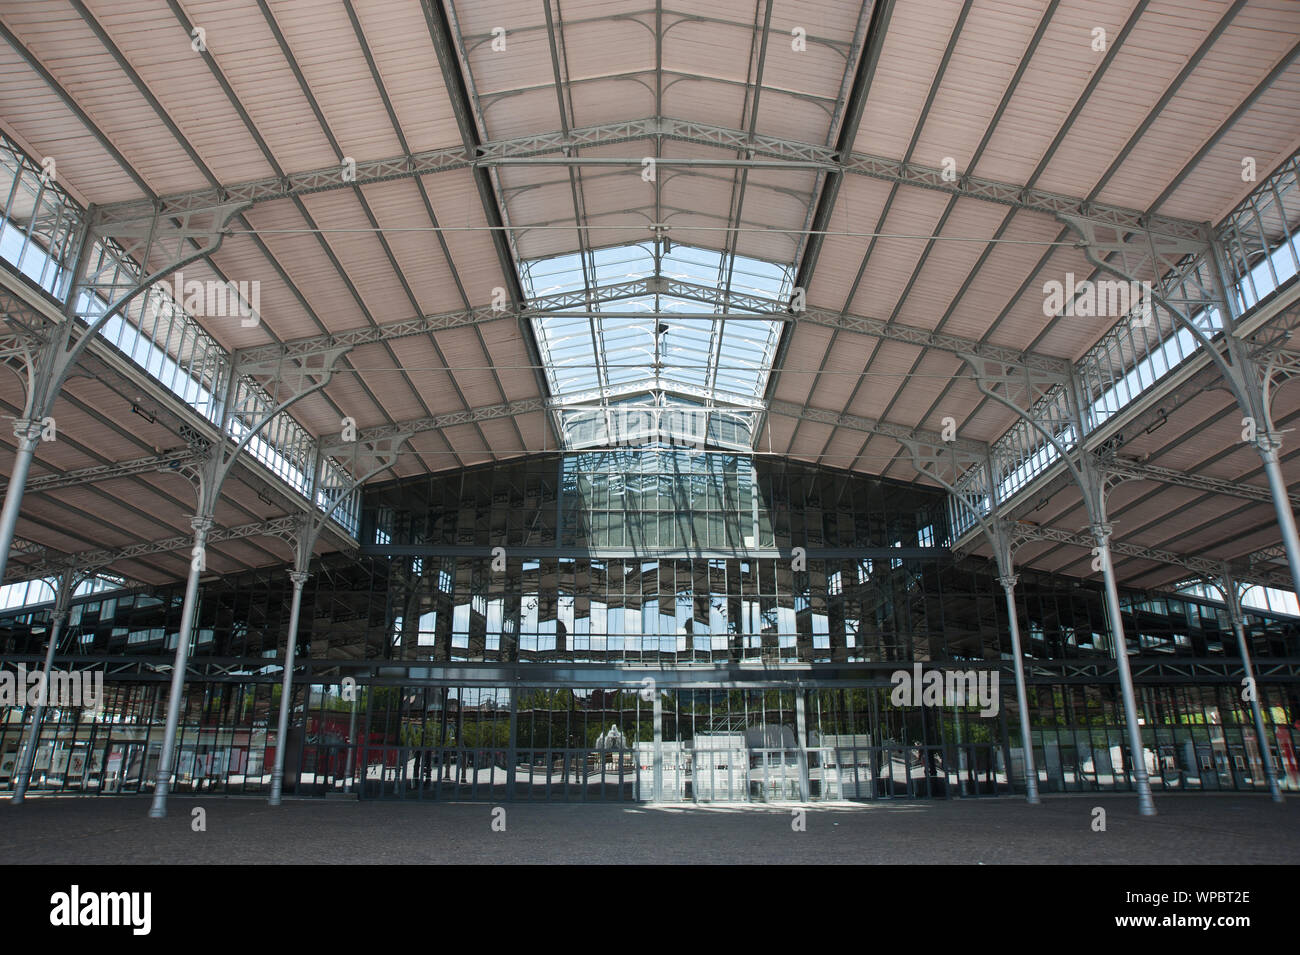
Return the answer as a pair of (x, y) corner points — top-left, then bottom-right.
(0, 0), (1298, 594)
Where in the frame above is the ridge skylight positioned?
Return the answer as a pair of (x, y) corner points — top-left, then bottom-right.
(522, 243), (790, 451)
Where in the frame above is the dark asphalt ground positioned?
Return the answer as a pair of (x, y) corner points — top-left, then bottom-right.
(2, 793), (1296, 864)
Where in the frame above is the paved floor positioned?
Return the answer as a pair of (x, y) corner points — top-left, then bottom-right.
(2, 793), (1296, 864)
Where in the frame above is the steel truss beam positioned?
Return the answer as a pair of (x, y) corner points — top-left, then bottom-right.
(1009, 521), (1290, 591)
(0, 202), (356, 578)
(239, 275), (1069, 375)
(1099, 455), (1299, 509)
(799, 304), (1070, 375)
(553, 398), (760, 417)
(1061, 198), (1300, 599)
(966, 356), (1225, 533)
(324, 395), (980, 465)
(235, 302), (513, 368)
(3, 447), (207, 496)
(1248, 543), (1287, 569)
(4, 515), (296, 582)
(93, 116), (1204, 240)
(331, 398), (548, 446)
(7, 537), (44, 559)
(7, 654), (1297, 686)
(551, 379), (767, 412)
(767, 399), (988, 456)
(0, 129), (369, 561)
(88, 200), (251, 309)
(0, 287), (56, 361)
(0, 189), (253, 586)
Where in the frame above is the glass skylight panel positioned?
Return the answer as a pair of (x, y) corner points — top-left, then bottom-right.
(523, 242), (791, 450)
(521, 250), (585, 297)
(715, 319), (781, 396)
(592, 243), (656, 287)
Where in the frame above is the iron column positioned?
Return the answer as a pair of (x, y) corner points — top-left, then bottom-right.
(149, 516), (212, 818)
(268, 570), (310, 805)
(11, 606), (67, 802)
(998, 573), (1040, 804)
(1092, 523), (1156, 815)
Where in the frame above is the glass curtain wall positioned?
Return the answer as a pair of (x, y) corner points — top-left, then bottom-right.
(1, 452), (1297, 801)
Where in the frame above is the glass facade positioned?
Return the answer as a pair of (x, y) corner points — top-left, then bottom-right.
(365, 449), (946, 553)
(2, 452), (1297, 802)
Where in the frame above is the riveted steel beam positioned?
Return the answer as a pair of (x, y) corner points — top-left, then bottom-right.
(92, 115), (1203, 239)
(239, 275), (1069, 375)
(1009, 521), (1290, 591)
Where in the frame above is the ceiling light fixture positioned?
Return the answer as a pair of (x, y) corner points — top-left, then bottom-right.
(130, 403), (156, 425)
(1144, 408), (1168, 435)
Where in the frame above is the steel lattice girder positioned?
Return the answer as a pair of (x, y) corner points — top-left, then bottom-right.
(329, 394), (986, 462)
(550, 379), (768, 412)
(92, 116), (1204, 240)
(7, 537), (44, 557)
(1101, 456), (1300, 508)
(0, 286), (56, 358)
(4, 516), (297, 582)
(329, 397), (549, 445)
(2, 448), (206, 495)
(1009, 522), (1290, 591)
(236, 276), (1070, 375)
(1249, 544), (1288, 570)
(8, 654), (1298, 685)
(765, 399), (989, 456)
